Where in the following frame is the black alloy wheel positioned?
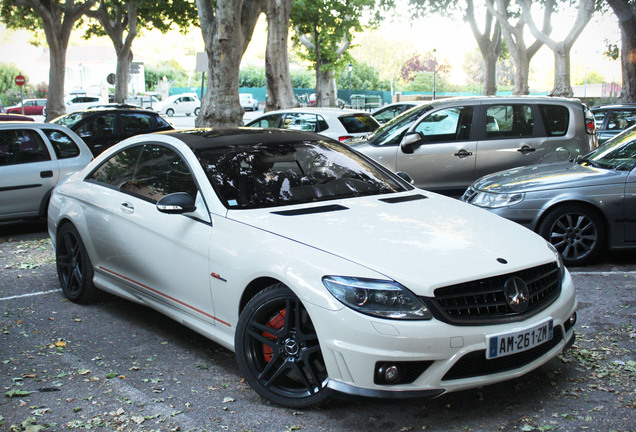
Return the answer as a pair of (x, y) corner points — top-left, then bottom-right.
(538, 204), (605, 267)
(56, 223), (99, 303)
(235, 284), (332, 408)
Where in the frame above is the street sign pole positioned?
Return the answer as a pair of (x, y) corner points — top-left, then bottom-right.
(15, 74), (26, 114)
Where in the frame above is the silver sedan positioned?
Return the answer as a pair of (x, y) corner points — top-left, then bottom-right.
(462, 125), (636, 266)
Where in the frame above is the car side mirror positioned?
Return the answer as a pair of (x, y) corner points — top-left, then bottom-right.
(396, 171), (414, 184)
(400, 131), (423, 154)
(156, 192), (196, 214)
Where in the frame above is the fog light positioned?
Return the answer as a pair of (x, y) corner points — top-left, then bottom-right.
(376, 363), (400, 384)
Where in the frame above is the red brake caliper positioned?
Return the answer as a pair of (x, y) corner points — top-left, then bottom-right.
(263, 308), (286, 362)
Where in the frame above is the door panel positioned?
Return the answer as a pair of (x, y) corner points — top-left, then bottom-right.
(626, 169), (636, 242)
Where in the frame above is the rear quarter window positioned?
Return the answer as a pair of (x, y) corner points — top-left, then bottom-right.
(539, 104), (570, 137)
(339, 115), (379, 133)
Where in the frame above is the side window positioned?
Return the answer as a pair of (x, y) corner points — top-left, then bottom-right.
(248, 114), (281, 128)
(87, 146), (143, 188)
(592, 110), (606, 129)
(539, 104), (569, 137)
(282, 113), (318, 132)
(129, 145), (198, 203)
(414, 106), (473, 142)
(608, 109), (636, 131)
(121, 113), (152, 134)
(76, 114), (116, 137)
(0, 129), (51, 166)
(485, 105), (534, 139)
(42, 129), (81, 159)
(374, 107), (402, 123)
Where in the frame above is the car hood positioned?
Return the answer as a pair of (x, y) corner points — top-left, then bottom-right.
(227, 192), (554, 296)
(471, 161), (628, 193)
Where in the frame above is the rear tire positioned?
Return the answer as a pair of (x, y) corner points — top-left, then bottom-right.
(194, 107), (200, 116)
(235, 284), (332, 408)
(537, 204), (605, 266)
(166, 108), (174, 117)
(56, 223), (99, 303)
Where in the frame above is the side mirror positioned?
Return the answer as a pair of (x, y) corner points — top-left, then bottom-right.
(396, 171), (414, 184)
(156, 192), (196, 214)
(400, 131), (423, 154)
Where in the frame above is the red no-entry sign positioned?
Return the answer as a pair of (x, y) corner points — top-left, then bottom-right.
(15, 75), (26, 86)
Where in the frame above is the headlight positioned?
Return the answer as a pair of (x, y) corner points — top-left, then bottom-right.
(469, 191), (524, 208)
(322, 276), (432, 320)
(547, 242), (566, 281)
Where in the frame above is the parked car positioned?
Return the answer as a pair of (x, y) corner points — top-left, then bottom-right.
(0, 113), (35, 122)
(0, 122), (92, 222)
(156, 93), (200, 117)
(590, 104), (636, 144)
(371, 101), (424, 124)
(48, 128), (576, 408)
(50, 105), (174, 155)
(245, 107), (380, 141)
(64, 94), (106, 113)
(4, 98), (47, 116)
(347, 96), (598, 196)
(239, 93), (259, 111)
(461, 125), (636, 267)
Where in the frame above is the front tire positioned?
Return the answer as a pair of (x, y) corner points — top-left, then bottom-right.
(166, 108), (175, 117)
(235, 284), (332, 408)
(538, 204), (605, 266)
(194, 107), (200, 116)
(56, 223), (99, 303)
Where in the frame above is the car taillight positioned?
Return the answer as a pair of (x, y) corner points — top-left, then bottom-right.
(586, 119), (596, 134)
(338, 135), (353, 141)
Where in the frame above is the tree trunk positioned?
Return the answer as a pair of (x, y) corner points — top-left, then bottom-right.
(486, 0), (548, 96)
(264, 0), (297, 112)
(115, 47), (133, 102)
(465, 0), (501, 96)
(24, 0), (98, 121)
(550, 43), (573, 97)
(606, 0), (636, 103)
(518, 0), (594, 98)
(195, 0), (264, 127)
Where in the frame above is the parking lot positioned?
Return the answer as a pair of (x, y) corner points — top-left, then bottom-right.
(0, 220), (634, 432)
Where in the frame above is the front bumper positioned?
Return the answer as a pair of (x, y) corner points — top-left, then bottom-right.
(308, 271), (577, 398)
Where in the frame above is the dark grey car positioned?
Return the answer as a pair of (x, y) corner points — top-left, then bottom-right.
(461, 125), (636, 266)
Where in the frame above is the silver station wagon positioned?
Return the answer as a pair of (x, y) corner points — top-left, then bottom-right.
(347, 96), (598, 196)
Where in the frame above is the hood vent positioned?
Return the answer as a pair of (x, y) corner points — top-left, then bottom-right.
(379, 194), (427, 204)
(271, 204), (348, 216)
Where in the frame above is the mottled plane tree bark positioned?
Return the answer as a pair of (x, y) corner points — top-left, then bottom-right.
(517, 0), (595, 97)
(606, 0), (636, 102)
(486, 0), (550, 95)
(264, 0), (297, 112)
(195, 0), (265, 127)
(0, 0), (98, 120)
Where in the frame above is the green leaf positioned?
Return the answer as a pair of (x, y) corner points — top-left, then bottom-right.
(5, 389), (31, 397)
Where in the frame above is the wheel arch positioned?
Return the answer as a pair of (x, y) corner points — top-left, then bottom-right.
(536, 199), (610, 247)
(238, 276), (284, 315)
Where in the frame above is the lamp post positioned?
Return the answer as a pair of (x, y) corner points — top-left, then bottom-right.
(348, 62), (352, 107)
(432, 49), (437, 101)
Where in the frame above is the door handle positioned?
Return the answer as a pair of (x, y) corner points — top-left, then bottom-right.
(40, 170), (53, 178)
(517, 145), (536, 154)
(120, 202), (134, 213)
(454, 149), (473, 158)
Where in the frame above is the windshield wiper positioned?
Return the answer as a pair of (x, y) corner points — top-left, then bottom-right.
(577, 156), (601, 168)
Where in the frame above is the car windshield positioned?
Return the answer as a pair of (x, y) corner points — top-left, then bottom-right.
(365, 104), (433, 146)
(582, 127), (636, 171)
(195, 139), (411, 209)
(51, 112), (88, 128)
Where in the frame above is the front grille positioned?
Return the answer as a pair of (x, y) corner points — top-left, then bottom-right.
(425, 263), (561, 325)
(442, 326), (563, 381)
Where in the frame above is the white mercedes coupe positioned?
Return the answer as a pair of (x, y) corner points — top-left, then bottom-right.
(48, 128), (577, 408)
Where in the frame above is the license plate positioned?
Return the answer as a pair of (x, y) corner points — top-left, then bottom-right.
(486, 319), (553, 359)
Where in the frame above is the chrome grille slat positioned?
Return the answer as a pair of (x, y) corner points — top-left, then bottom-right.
(426, 263), (561, 325)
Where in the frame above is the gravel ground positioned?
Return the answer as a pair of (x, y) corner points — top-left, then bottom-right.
(0, 226), (634, 432)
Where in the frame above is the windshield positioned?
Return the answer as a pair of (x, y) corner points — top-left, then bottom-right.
(195, 139), (411, 209)
(51, 112), (89, 128)
(582, 126), (636, 171)
(365, 104), (433, 146)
